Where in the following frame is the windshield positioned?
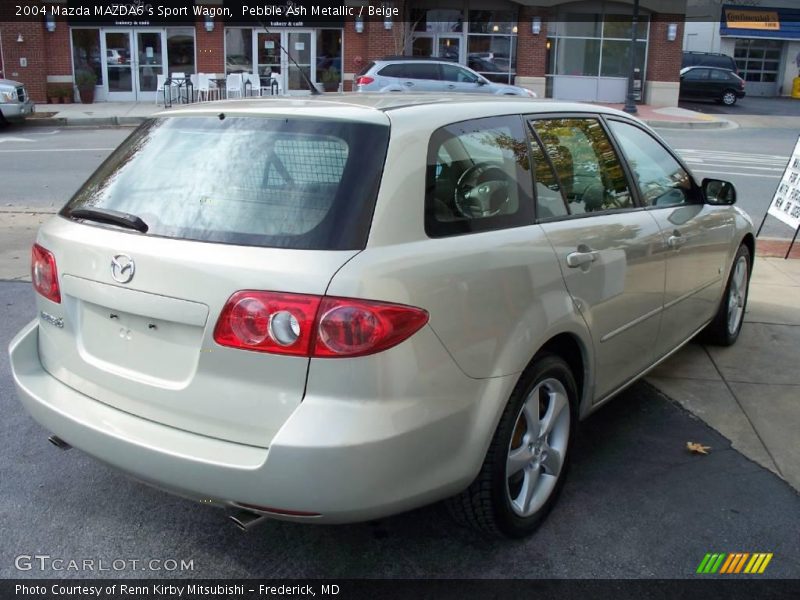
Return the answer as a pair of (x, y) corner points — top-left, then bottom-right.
(62, 116), (389, 250)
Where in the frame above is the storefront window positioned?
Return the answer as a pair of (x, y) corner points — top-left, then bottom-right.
(167, 28), (195, 75)
(555, 39), (601, 77)
(411, 9), (463, 33)
(600, 40), (646, 77)
(315, 30), (342, 87)
(468, 10), (516, 35)
(467, 9), (517, 84)
(71, 29), (103, 85)
(226, 28), (253, 74)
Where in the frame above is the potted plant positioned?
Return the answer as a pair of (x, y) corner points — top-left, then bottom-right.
(321, 67), (340, 93)
(75, 69), (97, 104)
(46, 83), (60, 104)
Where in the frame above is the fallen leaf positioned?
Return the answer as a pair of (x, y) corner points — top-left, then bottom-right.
(687, 441), (711, 455)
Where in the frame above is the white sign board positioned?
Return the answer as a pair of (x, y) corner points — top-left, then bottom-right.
(768, 135), (800, 231)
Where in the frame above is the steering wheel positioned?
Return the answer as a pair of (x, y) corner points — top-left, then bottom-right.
(454, 162), (512, 218)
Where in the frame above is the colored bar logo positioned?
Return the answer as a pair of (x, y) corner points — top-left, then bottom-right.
(697, 553), (773, 574)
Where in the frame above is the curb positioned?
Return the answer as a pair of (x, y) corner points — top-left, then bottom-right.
(644, 118), (735, 130)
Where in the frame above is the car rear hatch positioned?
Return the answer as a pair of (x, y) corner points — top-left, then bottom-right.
(36, 112), (389, 448)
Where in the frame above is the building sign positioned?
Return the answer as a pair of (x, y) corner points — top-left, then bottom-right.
(725, 9), (780, 31)
(768, 136), (800, 231)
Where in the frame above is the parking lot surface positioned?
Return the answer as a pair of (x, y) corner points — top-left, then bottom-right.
(2, 281), (798, 579)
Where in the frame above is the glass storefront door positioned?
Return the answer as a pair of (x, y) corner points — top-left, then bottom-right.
(103, 29), (166, 101)
(253, 30), (314, 95)
(286, 31), (313, 93)
(136, 31), (164, 97)
(104, 31), (134, 100)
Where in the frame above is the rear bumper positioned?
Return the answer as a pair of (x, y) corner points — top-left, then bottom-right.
(9, 320), (513, 523)
(1, 100), (35, 121)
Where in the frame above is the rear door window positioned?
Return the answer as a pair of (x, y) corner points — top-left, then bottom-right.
(62, 116), (389, 250)
(405, 63), (442, 81)
(425, 116), (534, 237)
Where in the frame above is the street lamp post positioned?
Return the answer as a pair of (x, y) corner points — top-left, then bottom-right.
(623, 0), (640, 114)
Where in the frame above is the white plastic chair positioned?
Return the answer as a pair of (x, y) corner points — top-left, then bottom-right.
(189, 74), (199, 102)
(243, 73), (263, 97)
(226, 73), (243, 99)
(196, 74), (218, 102)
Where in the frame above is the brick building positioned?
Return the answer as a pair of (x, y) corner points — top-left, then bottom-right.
(0, 0), (686, 106)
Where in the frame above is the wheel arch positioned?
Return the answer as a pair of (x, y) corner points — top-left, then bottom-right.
(534, 332), (590, 417)
(741, 233), (755, 274)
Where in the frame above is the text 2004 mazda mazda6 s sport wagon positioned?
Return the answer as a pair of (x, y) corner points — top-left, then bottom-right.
(9, 95), (754, 537)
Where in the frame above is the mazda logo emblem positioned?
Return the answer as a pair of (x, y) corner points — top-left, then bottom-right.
(111, 254), (135, 284)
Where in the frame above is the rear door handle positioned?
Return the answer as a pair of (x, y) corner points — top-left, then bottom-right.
(403, 81), (414, 87)
(566, 250), (599, 268)
(668, 232), (686, 249)
(447, 84), (456, 89)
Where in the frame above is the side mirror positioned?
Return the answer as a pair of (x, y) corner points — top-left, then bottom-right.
(476, 78), (488, 86)
(702, 178), (736, 205)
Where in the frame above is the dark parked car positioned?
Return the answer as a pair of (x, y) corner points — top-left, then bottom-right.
(679, 66), (746, 106)
(682, 51), (738, 74)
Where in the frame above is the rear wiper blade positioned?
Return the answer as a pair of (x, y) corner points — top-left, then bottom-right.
(69, 208), (149, 233)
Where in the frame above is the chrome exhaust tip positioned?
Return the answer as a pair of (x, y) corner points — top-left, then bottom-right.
(229, 509), (267, 532)
(48, 435), (72, 451)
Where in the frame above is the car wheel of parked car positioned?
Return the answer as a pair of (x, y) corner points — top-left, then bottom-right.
(703, 244), (751, 345)
(0, 111), (8, 128)
(720, 90), (738, 106)
(447, 354), (577, 537)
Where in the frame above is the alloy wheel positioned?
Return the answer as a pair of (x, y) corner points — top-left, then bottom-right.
(506, 378), (570, 517)
(727, 255), (748, 336)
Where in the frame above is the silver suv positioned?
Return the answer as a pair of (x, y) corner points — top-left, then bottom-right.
(0, 78), (35, 125)
(355, 58), (536, 97)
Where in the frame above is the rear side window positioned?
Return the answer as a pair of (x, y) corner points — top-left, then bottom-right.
(378, 64), (408, 78)
(710, 70), (733, 81)
(62, 117), (389, 250)
(683, 68), (709, 81)
(425, 116), (534, 237)
(405, 63), (442, 80)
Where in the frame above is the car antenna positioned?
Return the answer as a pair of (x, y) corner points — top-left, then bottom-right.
(254, 18), (321, 96)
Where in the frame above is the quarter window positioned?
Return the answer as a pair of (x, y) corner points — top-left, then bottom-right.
(607, 120), (694, 208)
(425, 116), (534, 237)
(530, 118), (633, 214)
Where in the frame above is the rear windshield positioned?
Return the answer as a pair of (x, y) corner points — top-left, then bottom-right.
(62, 116), (389, 250)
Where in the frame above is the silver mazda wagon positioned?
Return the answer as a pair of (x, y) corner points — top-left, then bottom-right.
(9, 95), (754, 537)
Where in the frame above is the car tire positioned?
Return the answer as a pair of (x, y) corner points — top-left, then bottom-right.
(721, 90), (738, 106)
(702, 243), (751, 346)
(447, 353), (577, 538)
(0, 110), (8, 129)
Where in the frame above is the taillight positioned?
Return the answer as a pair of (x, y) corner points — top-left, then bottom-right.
(214, 291), (428, 358)
(31, 244), (61, 303)
(355, 76), (374, 86)
(315, 297), (428, 357)
(213, 291), (321, 357)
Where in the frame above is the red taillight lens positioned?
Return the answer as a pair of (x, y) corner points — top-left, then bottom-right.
(31, 244), (61, 304)
(315, 297), (428, 358)
(213, 291), (321, 356)
(214, 292), (429, 358)
(355, 76), (374, 86)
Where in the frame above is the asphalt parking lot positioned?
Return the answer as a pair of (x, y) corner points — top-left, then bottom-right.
(1, 281), (798, 579)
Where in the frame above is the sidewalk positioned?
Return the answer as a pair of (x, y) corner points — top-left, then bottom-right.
(25, 99), (733, 129)
(646, 257), (800, 491)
